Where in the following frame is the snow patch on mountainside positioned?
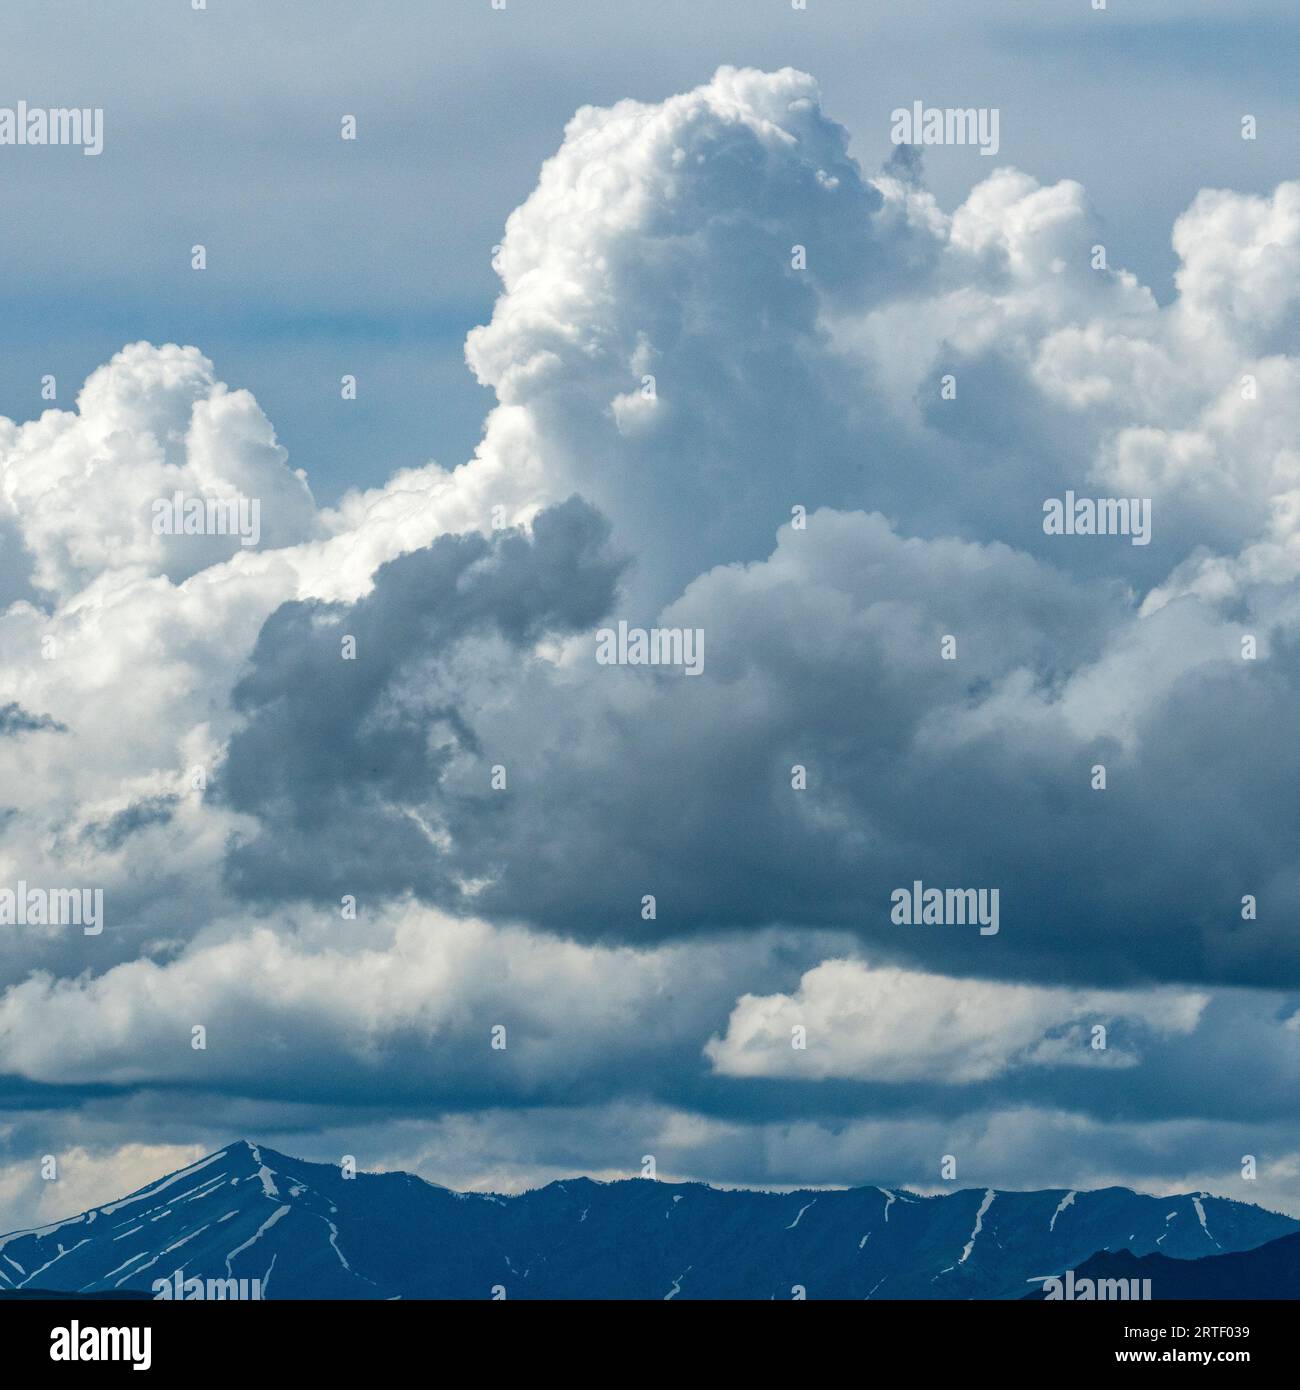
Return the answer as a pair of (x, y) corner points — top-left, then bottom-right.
(1193, 1195), (1220, 1247)
(786, 1200), (815, 1230)
(959, 1190), (996, 1264)
(16, 1238), (90, 1288)
(225, 1204), (290, 1275)
(247, 1145), (280, 1198)
(1049, 1191), (1076, 1232)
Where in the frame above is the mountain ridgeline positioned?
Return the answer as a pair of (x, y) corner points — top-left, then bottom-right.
(0, 1142), (1293, 1300)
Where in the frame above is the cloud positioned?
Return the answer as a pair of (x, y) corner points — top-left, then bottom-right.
(215, 499), (1300, 990)
(0, 343), (319, 599)
(218, 496), (623, 906)
(0, 703), (66, 737)
(463, 65), (943, 606)
(705, 958), (1208, 1083)
(0, 908), (811, 1107)
(2, 66), (1300, 1210)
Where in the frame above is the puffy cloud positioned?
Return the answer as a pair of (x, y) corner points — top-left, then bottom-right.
(463, 66), (946, 606)
(0, 343), (319, 599)
(706, 958), (1208, 1083)
(1173, 182), (1300, 351)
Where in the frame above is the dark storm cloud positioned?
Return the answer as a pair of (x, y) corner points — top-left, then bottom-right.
(0, 702), (67, 736)
(215, 492), (1300, 991)
(82, 794), (179, 851)
(219, 496), (624, 904)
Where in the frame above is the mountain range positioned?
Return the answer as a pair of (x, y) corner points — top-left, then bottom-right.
(0, 1141), (1293, 1300)
(1023, 1230), (1300, 1300)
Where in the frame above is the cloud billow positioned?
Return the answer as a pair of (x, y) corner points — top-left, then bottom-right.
(219, 497), (623, 907)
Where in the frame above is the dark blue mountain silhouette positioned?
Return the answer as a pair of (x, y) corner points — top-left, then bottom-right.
(0, 1142), (1293, 1300)
(1024, 1229), (1300, 1299)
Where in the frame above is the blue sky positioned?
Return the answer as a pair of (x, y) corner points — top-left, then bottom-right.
(2, 0), (1297, 502)
(1, 1), (1299, 1230)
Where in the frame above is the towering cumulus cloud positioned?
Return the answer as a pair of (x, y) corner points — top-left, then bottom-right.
(1, 68), (1298, 1223)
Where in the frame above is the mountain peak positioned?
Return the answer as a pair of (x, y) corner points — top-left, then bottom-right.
(2, 1147), (1295, 1300)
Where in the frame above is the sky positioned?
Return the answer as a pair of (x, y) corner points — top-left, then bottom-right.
(1, 0), (1299, 1232)
(3, 0), (1299, 503)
